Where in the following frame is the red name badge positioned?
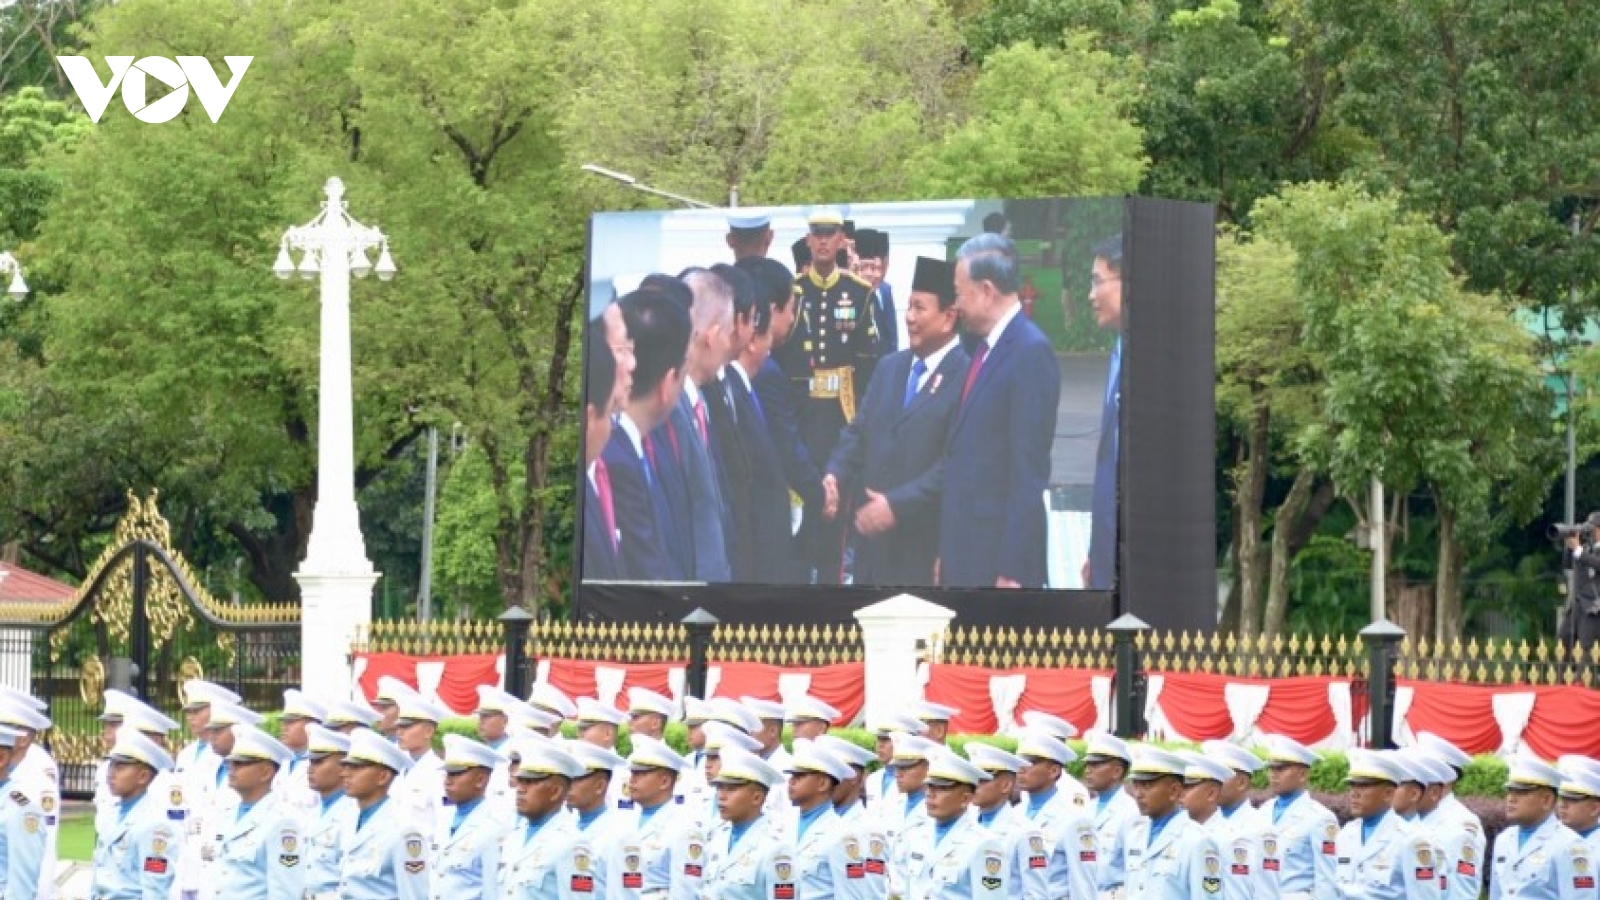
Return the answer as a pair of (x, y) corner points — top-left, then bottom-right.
(622, 873), (643, 889)
(143, 858), (169, 874)
(570, 875), (595, 894)
(846, 863), (865, 879)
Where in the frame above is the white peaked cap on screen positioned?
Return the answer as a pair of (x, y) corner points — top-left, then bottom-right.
(727, 213), (772, 230)
(575, 697), (626, 727)
(786, 696), (842, 724)
(713, 748), (784, 789)
(1016, 729), (1077, 765)
(0, 697), (50, 732)
(703, 720), (763, 754)
(890, 733), (939, 762)
(1261, 734), (1318, 767)
(228, 725), (293, 767)
(708, 698), (761, 735)
(475, 685), (521, 715)
(324, 699), (381, 729)
(570, 742), (628, 773)
(741, 696), (786, 722)
(628, 735), (688, 772)
(206, 700), (264, 729)
(1506, 755), (1562, 790)
(913, 701), (960, 722)
(109, 730), (174, 772)
(529, 682), (578, 720)
(871, 713), (928, 737)
(374, 676), (419, 705)
(346, 728), (412, 773)
(306, 724), (351, 757)
(815, 734), (876, 768)
(966, 742), (1029, 775)
(281, 689), (326, 721)
(395, 696), (450, 724)
(0, 685), (46, 712)
(1415, 731), (1472, 770)
(1201, 740), (1264, 774)
(182, 679), (242, 709)
(926, 749), (990, 787)
(1178, 751), (1233, 784)
(627, 687), (677, 719)
(1083, 730), (1132, 763)
(121, 701), (178, 736)
(1019, 710), (1078, 740)
(785, 740), (854, 783)
(441, 734), (505, 773)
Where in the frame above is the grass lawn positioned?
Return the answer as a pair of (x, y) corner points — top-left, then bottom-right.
(59, 810), (95, 861)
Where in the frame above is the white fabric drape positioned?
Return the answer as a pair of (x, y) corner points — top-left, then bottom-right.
(1090, 675), (1113, 733)
(593, 665), (627, 708)
(1143, 674), (1169, 741)
(1224, 682), (1272, 742)
(667, 667), (686, 705)
(415, 660), (447, 706)
(706, 666), (723, 699)
(534, 659), (552, 688)
(988, 674), (1028, 734)
(1315, 680), (1353, 750)
(777, 671), (814, 709)
(494, 654), (507, 691)
(350, 655), (369, 701)
(1391, 685), (1415, 747)
(1492, 692), (1537, 755)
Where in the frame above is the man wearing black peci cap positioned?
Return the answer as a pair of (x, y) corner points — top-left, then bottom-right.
(852, 228), (899, 356)
(822, 256), (968, 586)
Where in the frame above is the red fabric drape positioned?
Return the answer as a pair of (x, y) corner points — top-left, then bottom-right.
(1152, 672), (1235, 741)
(546, 659), (599, 702)
(356, 652), (417, 700)
(1015, 668), (1108, 735)
(1255, 677), (1342, 745)
(1399, 680), (1502, 755)
(616, 663), (676, 698)
(925, 664), (1001, 735)
(433, 654), (501, 714)
(1522, 686), (1600, 759)
(712, 662), (782, 701)
(804, 663), (867, 726)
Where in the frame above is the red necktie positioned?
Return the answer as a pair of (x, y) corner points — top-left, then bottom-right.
(594, 459), (617, 551)
(694, 398), (710, 446)
(664, 419), (681, 460)
(961, 343), (989, 404)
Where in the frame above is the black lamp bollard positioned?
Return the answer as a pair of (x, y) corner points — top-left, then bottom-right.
(1360, 618), (1406, 749)
(683, 608), (719, 700)
(499, 606), (535, 699)
(1107, 613), (1151, 739)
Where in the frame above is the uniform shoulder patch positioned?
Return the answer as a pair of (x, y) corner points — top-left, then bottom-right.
(773, 854), (796, 900)
(23, 812), (41, 833)
(1202, 851), (1222, 894)
(10, 790), (29, 806)
(402, 830), (427, 873)
(279, 829), (301, 867)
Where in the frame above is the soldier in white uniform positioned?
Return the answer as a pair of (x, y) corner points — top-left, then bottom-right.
(0, 695), (57, 900)
(300, 725), (356, 900)
(1415, 732), (1486, 900)
(392, 696), (449, 822)
(187, 699), (265, 900)
(695, 723), (764, 831)
(1017, 711), (1090, 808)
(1258, 733), (1339, 900)
(91, 731), (181, 900)
(527, 683), (578, 733)
(785, 740), (880, 900)
(623, 735), (705, 899)
(1490, 756), (1595, 900)
(740, 697), (793, 771)
(1122, 747), (1224, 900)
(0, 724), (49, 900)
(881, 733), (940, 897)
(337, 729), (430, 900)
(174, 681), (240, 788)
(895, 747), (1012, 900)
(1201, 740), (1266, 828)
(474, 686), (519, 752)
(626, 688), (675, 742)
(564, 741), (631, 897)
(1175, 752), (1263, 900)
(572, 698), (628, 809)
(911, 701), (959, 747)
(815, 735), (876, 829)
(1558, 762), (1600, 856)
(1329, 749), (1441, 900)
(95, 697), (187, 858)
(498, 740), (596, 900)
(864, 715), (926, 811)
(323, 699), (381, 733)
(211, 726), (305, 900)
(271, 689), (324, 815)
(786, 696), (842, 743)
(679, 697), (713, 807)
(964, 742), (1071, 900)
(1080, 729), (1138, 898)
(433, 735), (510, 900)
(372, 676), (421, 743)
(696, 748), (795, 900)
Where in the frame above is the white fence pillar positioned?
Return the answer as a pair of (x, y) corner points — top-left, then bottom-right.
(853, 594), (956, 728)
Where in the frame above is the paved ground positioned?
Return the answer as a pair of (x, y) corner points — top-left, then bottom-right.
(1053, 352), (1111, 503)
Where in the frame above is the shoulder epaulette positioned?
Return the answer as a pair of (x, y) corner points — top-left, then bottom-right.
(10, 790), (30, 806)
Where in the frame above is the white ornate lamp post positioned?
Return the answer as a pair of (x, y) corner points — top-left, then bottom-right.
(274, 177), (395, 697)
(0, 252), (29, 301)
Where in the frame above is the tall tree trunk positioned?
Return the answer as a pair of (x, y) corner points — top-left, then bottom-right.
(1263, 468), (1316, 637)
(1434, 501), (1464, 643)
(1219, 510), (1243, 632)
(1236, 402), (1271, 637)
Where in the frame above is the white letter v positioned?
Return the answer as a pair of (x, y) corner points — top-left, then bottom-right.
(56, 56), (135, 123)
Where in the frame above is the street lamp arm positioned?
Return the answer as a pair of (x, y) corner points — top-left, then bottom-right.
(580, 163), (717, 209)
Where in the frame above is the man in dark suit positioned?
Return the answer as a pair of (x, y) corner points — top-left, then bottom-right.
(600, 289), (693, 581)
(823, 256), (968, 587)
(853, 228), (899, 356)
(581, 317), (623, 580)
(938, 233), (1061, 589)
(720, 271), (794, 583)
(1084, 233), (1123, 590)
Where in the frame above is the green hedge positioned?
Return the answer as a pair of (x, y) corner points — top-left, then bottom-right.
(427, 719), (1513, 798)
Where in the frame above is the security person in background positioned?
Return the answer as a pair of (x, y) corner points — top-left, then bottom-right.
(338, 729), (430, 900)
(0, 694), (56, 900)
(92, 730), (181, 900)
(176, 681), (240, 785)
(301, 725), (355, 900)
(726, 213), (774, 262)
(1175, 752), (1260, 900)
(1560, 511), (1600, 653)
(1121, 748), (1223, 900)
(1329, 750), (1439, 900)
(1490, 756), (1594, 900)
(433, 735), (508, 900)
(499, 740), (595, 900)
(1080, 729), (1138, 898)
(213, 726), (305, 900)
(776, 206), (883, 584)
(0, 724), (48, 900)
(699, 748), (795, 900)
(897, 747), (1012, 900)
(912, 701), (959, 747)
(1416, 732), (1486, 900)
(964, 742), (1060, 900)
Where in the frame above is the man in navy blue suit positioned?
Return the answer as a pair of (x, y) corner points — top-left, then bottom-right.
(824, 256), (968, 586)
(722, 278), (795, 583)
(1084, 233), (1124, 591)
(853, 228), (899, 356)
(937, 233), (1061, 589)
(600, 289), (693, 581)
(581, 318), (624, 580)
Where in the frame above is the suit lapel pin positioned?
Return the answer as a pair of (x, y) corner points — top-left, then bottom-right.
(930, 374), (943, 394)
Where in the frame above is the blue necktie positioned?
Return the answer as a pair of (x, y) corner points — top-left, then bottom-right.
(904, 358), (926, 409)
